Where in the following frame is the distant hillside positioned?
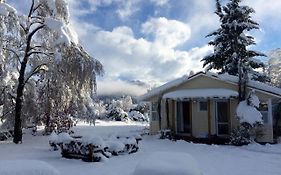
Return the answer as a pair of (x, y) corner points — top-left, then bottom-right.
(267, 48), (281, 87)
(268, 48), (281, 65)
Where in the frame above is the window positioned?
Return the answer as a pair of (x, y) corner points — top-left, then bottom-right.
(198, 101), (208, 111)
(151, 102), (158, 121)
(259, 102), (268, 123)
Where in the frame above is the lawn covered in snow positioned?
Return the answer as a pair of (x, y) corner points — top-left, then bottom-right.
(0, 120), (281, 175)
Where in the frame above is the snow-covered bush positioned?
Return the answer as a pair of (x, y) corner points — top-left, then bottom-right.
(101, 96), (149, 122)
(128, 110), (148, 122)
(106, 107), (128, 121)
(130, 102), (148, 114)
(231, 91), (264, 145)
(45, 115), (74, 134)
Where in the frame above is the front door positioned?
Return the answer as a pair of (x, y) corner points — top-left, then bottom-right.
(176, 101), (191, 134)
(216, 101), (229, 136)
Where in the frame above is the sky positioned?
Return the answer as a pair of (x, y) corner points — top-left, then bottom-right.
(8, 0), (281, 96)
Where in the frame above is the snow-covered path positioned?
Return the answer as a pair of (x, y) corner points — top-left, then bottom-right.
(0, 121), (281, 175)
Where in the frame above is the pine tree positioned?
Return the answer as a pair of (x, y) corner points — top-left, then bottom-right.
(202, 0), (267, 101)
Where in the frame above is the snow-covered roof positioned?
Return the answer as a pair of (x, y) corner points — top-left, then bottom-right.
(139, 71), (281, 101)
(163, 89), (238, 100)
(207, 72), (281, 97)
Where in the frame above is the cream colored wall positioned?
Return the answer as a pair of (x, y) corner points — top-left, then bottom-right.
(191, 101), (209, 138)
(167, 75), (238, 94)
(150, 122), (159, 135)
(149, 98), (160, 135)
(161, 99), (167, 130)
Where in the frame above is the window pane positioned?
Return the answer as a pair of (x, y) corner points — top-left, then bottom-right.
(177, 102), (183, 132)
(217, 102), (228, 122)
(199, 102), (207, 111)
(152, 112), (158, 121)
(177, 102), (191, 133)
(152, 102), (158, 111)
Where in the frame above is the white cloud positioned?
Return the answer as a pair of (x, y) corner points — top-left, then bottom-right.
(142, 17), (191, 49)
(245, 0), (281, 28)
(116, 0), (140, 20)
(184, 0), (219, 40)
(68, 0), (140, 20)
(75, 21), (211, 87)
(150, 0), (169, 6)
(97, 79), (147, 96)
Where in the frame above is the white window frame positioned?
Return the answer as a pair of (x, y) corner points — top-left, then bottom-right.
(215, 100), (229, 136)
(260, 99), (273, 126)
(150, 102), (158, 121)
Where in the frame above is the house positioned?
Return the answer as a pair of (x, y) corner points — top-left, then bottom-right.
(139, 71), (281, 143)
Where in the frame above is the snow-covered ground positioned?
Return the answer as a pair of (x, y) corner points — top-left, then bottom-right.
(0, 120), (281, 175)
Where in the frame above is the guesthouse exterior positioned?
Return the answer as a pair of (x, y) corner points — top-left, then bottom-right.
(139, 72), (281, 143)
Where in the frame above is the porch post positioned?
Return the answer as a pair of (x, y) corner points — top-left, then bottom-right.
(228, 98), (231, 134)
(165, 99), (170, 129)
(208, 98), (211, 139)
(268, 99), (273, 126)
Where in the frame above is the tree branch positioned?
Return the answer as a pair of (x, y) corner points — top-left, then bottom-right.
(27, 24), (45, 42)
(1, 107), (15, 119)
(32, 3), (42, 13)
(27, 51), (53, 57)
(24, 64), (48, 85)
(3, 48), (21, 63)
(28, 0), (35, 18)
(30, 21), (44, 26)
(19, 24), (27, 34)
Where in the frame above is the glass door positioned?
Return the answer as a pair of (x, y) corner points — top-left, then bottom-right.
(216, 101), (229, 136)
(176, 101), (191, 134)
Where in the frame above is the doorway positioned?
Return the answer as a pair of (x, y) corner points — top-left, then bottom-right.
(215, 101), (229, 136)
(176, 101), (191, 134)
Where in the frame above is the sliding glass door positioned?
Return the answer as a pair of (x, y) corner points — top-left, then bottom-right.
(216, 101), (229, 136)
(176, 101), (191, 134)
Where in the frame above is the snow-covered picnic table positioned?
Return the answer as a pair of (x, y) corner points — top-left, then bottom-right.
(133, 152), (203, 175)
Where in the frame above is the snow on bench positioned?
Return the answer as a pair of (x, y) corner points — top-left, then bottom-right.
(49, 132), (142, 162)
(133, 152), (203, 175)
(0, 160), (60, 175)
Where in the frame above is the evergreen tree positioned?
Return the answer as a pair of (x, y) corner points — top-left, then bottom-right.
(202, 0), (267, 101)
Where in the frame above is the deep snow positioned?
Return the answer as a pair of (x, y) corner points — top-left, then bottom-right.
(0, 120), (281, 175)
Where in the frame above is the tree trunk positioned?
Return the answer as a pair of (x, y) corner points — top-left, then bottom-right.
(45, 80), (51, 128)
(13, 60), (27, 144)
(238, 60), (246, 102)
(13, 38), (31, 143)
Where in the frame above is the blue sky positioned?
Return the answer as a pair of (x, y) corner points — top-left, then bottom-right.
(9, 0), (281, 95)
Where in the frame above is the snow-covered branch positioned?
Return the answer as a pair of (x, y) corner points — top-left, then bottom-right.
(24, 63), (48, 85)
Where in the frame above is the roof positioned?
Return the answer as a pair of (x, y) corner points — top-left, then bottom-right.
(163, 88), (238, 100)
(139, 71), (281, 101)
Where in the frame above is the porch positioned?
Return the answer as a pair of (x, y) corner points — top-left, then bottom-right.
(161, 89), (239, 143)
